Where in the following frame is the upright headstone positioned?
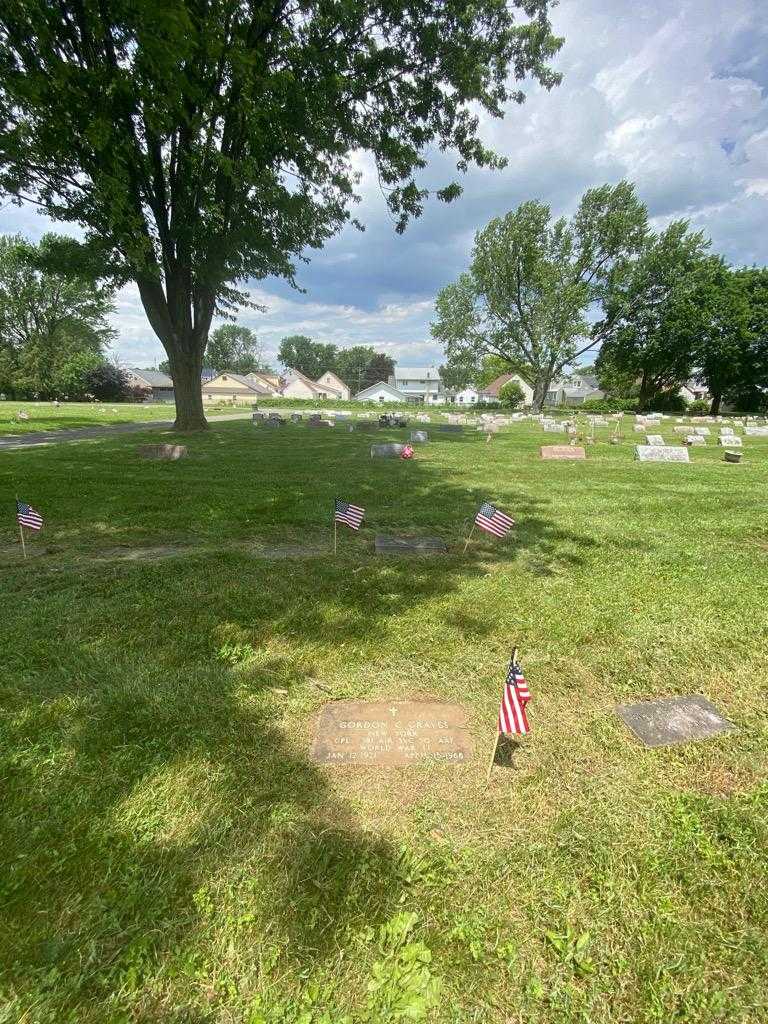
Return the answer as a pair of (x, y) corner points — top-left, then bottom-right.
(645, 435), (665, 446)
(685, 434), (705, 446)
(634, 445), (690, 463)
(718, 435), (742, 446)
(410, 430), (429, 443)
(694, 426), (711, 436)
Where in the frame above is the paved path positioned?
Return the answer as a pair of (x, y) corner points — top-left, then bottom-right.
(0, 412), (251, 451)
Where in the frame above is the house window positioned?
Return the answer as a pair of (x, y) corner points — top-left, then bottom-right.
(222, 375), (228, 381)
(458, 396), (464, 403)
(378, 395), (385, 402)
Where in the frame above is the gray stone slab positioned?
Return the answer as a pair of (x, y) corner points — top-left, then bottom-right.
(307, 418), (331, 428)
(744, 426), (768, 436)
(645, 434), (665, 446)
(290, 413), (303, 422)
(634, 445), (690, 463)
(718, 435), (742, 446)
(264, 418), (284, 427)
(410, 430), (429, 443)
(371, 443), (406, 458)
(436, 424), (463, 433)
(616, 695), (735, 748)
(252, 412), (265, 422)
(694, 426), (711, 435)
(685, 434), (705, 445)
(356, 420), (379, 430)
(137, 443), (188, 460)
(251, 544), (324, 560)
(311, 700), (474, 765)
(374, 534), (447, 556)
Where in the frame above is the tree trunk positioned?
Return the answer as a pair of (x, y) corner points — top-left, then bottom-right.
(638, 371), (654, 411)
(168, 342), (207, 431)
(531, 371), (553, 412)
(709, 391), (722, 416)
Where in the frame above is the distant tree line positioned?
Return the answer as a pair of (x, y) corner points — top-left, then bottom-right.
(278, 335), (395, 393)
(435, 181), (768, 413)
(0, 234), (134, 401)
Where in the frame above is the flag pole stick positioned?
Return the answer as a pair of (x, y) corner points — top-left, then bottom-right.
(333, 517), (337, 555)
(462, 523), (476, 554)
(15, 496), (27, 559)
(486, 646), (517, 783)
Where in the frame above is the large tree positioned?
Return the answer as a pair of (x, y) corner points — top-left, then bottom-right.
(0, 233), (116, 397)
(206, 324), (263, 374)
(595, 221), (712, 409)
(360, 352), (395, 390)
(334, 345), (376, 391)
(432, 182), (648, 410)
(0, 1), (562, 430)
(278, 335), (337, 379)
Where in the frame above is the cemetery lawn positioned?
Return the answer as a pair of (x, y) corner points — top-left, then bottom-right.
(0, 400), (240, 435)
(2, 419), (768, 1024)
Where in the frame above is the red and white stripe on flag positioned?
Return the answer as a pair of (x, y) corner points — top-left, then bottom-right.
(475, 501), (514, 538)
(498, 662), (531, 735)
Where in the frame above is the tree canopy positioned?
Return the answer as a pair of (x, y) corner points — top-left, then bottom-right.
(0, 0), (562, 428)
(0, 233), (116, 398)
(278, 336), (338, 381)
(206, 324), (264, 375)
(432, 182), (648, 409)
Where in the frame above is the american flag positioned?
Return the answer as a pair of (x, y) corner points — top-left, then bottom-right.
(475, 501), (514, 538)
(334, 499), (365, 531)
(498, 657), (531, 735)
(16, 500), (43, 531)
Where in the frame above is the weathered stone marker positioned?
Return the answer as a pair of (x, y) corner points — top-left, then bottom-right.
(718, 435), (742, 446)
(694, 426), (711, 436)
(311, 700), (474, 765)
(645, 434), (665, 446)
(410, 430), (429, 443)
(615, 695), (734, 748)
(290, 413), (303, 422)
(684, 434), (705, 445)
(137, 444), (188, 460)
(744, 426), (768, 437)
(374, 535), (447, 556)
(436, 424), (463, 433)
(540, 445), (586, 460)
(634, 445), (690, 463)
(371, 442), (406, 458)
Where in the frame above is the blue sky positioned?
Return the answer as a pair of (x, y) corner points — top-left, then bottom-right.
(2, 0), (767, 370)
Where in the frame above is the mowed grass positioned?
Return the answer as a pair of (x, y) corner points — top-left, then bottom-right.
(0, 400), (249, 435)
(1, 420), (767, 1024)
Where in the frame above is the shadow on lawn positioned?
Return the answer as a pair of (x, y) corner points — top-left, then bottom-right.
(1, 422), (602, 1013)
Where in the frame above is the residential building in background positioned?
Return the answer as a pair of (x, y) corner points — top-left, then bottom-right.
(124, 368), (175, 402)
(478, 373), (535, 406)
(201, 372), (272, 402)
(354, 381), (409, 403)
(388, 366), (445, 404)
(316, 370), (351, 400)
(281, 367), (346, 400)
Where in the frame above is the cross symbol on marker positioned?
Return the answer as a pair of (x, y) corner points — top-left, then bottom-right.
(389, 707), (398, 716)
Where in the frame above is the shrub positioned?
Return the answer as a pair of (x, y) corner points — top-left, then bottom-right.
(498, 379), (525, 410)
(687, 399), (710, 416)
(646, 390), (688, 414)
(580, 397), (638, 413)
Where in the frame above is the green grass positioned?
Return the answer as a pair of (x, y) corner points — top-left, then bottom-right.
(1, 419), (767, 1023)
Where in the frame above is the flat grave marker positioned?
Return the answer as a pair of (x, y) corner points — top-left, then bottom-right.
(410, 430), (429, 443)
(634, 445), (689, 463)
(685, 434), (705, 446)
(137, 443), (188, 460)
(374, 535), (447, 556)
(436, 424), (463, 433)
(694, 426), (711, 436)
(744, 426), (768, 436)
(718, 435), (742, 446)
(371, 442), (406, 458)
(616, 695), (734, 748)
(311, 700), (474, 766)
(540, 445), (586, 460)
(646, 434), (665, 446)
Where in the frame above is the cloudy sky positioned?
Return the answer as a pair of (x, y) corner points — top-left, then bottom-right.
(2, 0), (767, 371)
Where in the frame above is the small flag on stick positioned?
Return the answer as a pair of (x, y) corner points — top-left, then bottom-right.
(463, 500), (514, 553)
(16, 500), (43, 531)
(487, 648), (531, 780)
(333, 498), (365, 553)
(15, 498), (43, 560)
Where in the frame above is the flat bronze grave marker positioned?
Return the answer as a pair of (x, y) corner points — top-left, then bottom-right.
(616, 695), (734, 748)
(540, 445), (586, 460)
(374, 535), (447, 556)
(311, 700), (474, 766)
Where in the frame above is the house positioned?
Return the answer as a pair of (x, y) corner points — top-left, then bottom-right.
(478, 373), (535, 406)
(316, 370), (351, 401)
(201, 372), (272, 402)
(679, 381), (709, 403)
(354, 381), (409, 403)
(124, 368), (175, 402)
(200, 367), (217, 384)
(280, 367), (347, 400)
(454, 386), (483, 406)
(389, 366), (445, 404)
(544, 373), (604, 407)
(245, 371), (282, 395)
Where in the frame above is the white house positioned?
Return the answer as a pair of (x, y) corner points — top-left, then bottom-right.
(354, 381), (409, 403)
(281, 367), (345, 400)
(316, 370), (350, 400)
(454, 386), (482, 406)
(478, 373), (535, 406)
(389, 366), (445, 404)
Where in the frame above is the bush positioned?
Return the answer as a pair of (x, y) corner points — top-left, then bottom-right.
(580, 397), (638, 413)
(645, 390), (688, 414)
(498, 379), (525, 410)
(687, 399), (710, 416)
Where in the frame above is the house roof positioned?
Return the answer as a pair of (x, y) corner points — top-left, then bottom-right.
(479, 373), (530, 397)
(127, 368), (174, 388)
(318, 370), (348, 391)
(245, 372), (280, 392)
(393, 366), (441, 380)
(285, 367), (343, 396)
(203, 372), (270, 394)
(354, 380), (408, 401)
